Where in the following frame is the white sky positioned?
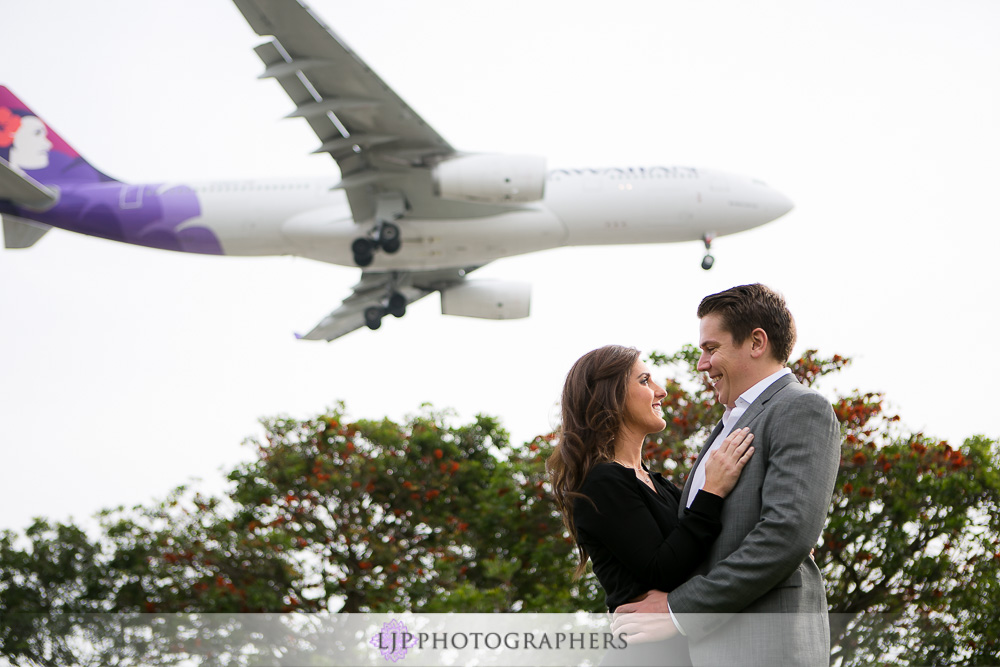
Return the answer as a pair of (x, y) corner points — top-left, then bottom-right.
(1, 0), (998, 533)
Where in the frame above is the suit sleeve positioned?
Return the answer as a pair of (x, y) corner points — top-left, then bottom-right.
(668, 390), (841, 634)
(575, 466), (724, 592)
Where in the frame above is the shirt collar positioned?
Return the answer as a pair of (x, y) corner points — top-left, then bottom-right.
(738, 367), (792, 409)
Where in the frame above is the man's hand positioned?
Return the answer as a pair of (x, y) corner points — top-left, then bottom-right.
(611, 590), (677, 643)
(616, 589), (670, 614)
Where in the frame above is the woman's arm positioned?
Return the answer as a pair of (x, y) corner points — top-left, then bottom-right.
(575, 465), (723, 592)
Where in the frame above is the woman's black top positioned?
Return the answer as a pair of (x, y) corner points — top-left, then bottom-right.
(573, 462), (724, 612)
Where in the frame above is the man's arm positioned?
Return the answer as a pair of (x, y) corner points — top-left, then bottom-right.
(666, 390), (840, 641)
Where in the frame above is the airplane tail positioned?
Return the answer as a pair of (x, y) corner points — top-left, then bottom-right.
(0, 85), (117, 186)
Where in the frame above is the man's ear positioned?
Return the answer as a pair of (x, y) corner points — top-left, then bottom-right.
(749, 328), (769, 359)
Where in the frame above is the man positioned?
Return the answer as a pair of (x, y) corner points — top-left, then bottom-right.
(616, 283), (841, 666)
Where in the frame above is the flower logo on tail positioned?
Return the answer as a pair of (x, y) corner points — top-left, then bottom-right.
(0, 107), (22, 148)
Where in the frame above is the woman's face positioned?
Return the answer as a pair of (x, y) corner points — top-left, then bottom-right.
(621, 358), (667, 436)
(11, 115), (52, 170)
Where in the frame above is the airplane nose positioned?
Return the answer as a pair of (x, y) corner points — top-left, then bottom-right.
(701, 171), (795, 233)
(768, 187), (794, 220)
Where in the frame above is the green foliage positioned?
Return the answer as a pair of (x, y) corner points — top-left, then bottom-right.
(0, 519), (112, 665)
(100, 486), (305, 614)
(1, 347), (998, 666)
(822, 425), (1000, 665)
(218, 405), (598, 613)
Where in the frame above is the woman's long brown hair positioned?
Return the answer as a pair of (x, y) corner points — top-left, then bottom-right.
(546, 345), (640, 578)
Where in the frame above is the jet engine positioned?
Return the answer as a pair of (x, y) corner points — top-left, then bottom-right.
(440, 279), (531, 320)
(432, 154), (547, 204)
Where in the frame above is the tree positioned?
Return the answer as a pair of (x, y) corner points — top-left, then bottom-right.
(0, 488), (317, 666)
(1, 406), (601, 665)
(821, 414), (1000, 665)
(0, 519), (118, 666)
(222, 404), (600, 613)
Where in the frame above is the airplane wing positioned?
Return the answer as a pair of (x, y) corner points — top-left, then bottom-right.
(232, 0), (455, 223)
(0, 157), (57, 209)
(0, 157), (57, 248)
(299, 266), (479, 341)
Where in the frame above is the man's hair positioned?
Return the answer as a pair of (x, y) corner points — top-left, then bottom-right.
(697, 283), (796, 362)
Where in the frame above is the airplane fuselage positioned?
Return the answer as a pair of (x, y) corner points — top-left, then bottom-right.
(9, 166), (791, 272)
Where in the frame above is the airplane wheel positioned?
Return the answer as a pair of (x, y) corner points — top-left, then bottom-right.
(380, 223), (401, 254)
(364, 306), (384, 330)
(701, 254), (715, 271)
(388, 292), (406, 318)
(352, 237), (375, 267)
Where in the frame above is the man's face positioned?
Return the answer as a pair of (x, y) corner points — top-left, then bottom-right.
(697, 312), (754, 408)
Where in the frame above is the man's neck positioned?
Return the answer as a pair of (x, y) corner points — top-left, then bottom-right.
(748, 363), (787, 387)
(727, 364), (787, 408)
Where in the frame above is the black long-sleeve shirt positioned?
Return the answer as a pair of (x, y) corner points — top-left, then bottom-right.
(574, 462), (724, 611)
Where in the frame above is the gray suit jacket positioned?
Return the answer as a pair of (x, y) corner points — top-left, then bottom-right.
(669, 373), (840, 666)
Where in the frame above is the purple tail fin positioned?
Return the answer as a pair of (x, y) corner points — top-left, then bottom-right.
(0, 86), (117, 185)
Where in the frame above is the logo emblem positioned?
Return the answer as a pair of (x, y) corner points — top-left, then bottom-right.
(369, 618), (418, 662)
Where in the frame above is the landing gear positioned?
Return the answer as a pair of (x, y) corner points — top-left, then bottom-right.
(701, 232), (716, 271)
(387, 291), (407, 318)
(379, 222), (401, 254)
(352, 238), (376, 267)
(350, 192), (406, 267)
(363, 290), (407, 331)
(364, 306), (384, 330)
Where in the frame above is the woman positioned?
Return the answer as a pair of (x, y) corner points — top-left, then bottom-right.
(548, 345), (754, 666)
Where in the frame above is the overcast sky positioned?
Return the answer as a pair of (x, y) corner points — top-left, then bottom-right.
(2, 0), (998, 533)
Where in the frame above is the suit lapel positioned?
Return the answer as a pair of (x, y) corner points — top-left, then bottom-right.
(730, 372), (798, 431)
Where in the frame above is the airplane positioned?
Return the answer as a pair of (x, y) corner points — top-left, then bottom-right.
(0, 0), (793, 342)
